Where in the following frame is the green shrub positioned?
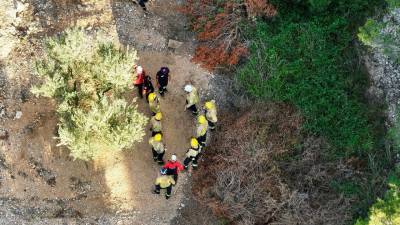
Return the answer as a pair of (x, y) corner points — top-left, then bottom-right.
(358, 19), (384, 47)
(308, 0), (332, 12)
(358, 2), (400, 62)
(355, 168), (400, 225)
(387, 0), (400, 9)
(32, 28), (148, 160)
(237, 20), (373, 153)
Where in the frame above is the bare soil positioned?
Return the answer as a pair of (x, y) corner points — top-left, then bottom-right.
(0, 0), (214, 224)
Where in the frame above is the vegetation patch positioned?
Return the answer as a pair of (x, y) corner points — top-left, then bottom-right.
(186, 0), (400, 223)
(192, 103), (360, 224)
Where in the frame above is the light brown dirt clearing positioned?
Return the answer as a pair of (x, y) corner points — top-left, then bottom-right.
(0, 0), (212, 224)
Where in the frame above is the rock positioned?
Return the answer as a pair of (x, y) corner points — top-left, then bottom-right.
(168, 39), (183, 49)
(0, 128), (8, 139)
(0, 104), (5, 118)
(15, 111), (22, 119)
(15, 1), (28, 13)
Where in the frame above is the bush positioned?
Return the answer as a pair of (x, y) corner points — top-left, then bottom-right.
(355, 168), (400, 225)
(32, 28), (148, 160)
(358, 2), (400, 62)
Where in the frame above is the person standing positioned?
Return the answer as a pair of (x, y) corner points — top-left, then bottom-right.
(153, 168), (175, 199)
(196, 115), (208, 147)
(156, 67), (170, 96)
(183, 137), (201, 170)
(143, 75), (155, 100)
(204, 100), (218, 130)
(150, 112), (162, 137)
(148, 92), (160, 115)
(184, 84), (199, 115)
(162, 154), (184, 183)
(133, 65), (145, 98)
(149, 133), (165, 165)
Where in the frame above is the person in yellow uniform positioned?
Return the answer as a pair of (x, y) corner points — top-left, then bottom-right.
(204, 100), (217, 130)
(149, 133), (165, 165)
(183, 137), (201, 170)
(148, 92), (160, 116)
(153, 168), (175, 199)
(184, 84), (199, 115)
(196, 115), (208, 147)
(150, 112), (162, 136)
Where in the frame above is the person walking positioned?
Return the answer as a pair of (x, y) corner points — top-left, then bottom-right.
(133, 65), (145, 98)
(133, 0), (148, 12)
(162, 154), (184, 183)
(153, 168), (175, 199)
(184, 84), (199, 115)
(204, 100), (218, 130)
(196, 115), (208, 147)
(148, 92), (160, 115)
(149, 133), (165, 165)
(156, 67), (170, 96)
(143, 75), (155, 100)
(183, 137), (201, 170)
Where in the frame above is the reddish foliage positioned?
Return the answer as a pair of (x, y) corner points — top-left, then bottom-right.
(180, 0), (276, 71)
(245, 0), (277, 18)
(193, 43), (248, 71)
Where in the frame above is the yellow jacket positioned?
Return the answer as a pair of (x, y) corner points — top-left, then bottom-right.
(206, 108), (217, 123)
(149, 100), (160, 114)
(155, 175), (175, 188)
(196, 123), (208, 137)
(149, 138), (165, 153)
(186, 147), (200, 158)
(150, 117), (162, 132)
(186, 87), (199, 107)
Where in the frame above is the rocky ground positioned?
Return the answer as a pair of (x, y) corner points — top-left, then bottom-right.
(0, 0), (218, 224)
(364, 8), (400, 125)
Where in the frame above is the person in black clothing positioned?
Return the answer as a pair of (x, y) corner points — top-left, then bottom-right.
(143, 75), (155, 101)
(133, 0), (148, 11)
(156, 67), (170, 96)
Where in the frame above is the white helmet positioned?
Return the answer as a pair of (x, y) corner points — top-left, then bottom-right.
(184, 84), (193, 93)
(171, 154), (177, 162)
(136, 66), (143, 74)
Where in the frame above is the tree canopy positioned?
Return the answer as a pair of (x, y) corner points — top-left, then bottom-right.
(32, 28), (148, 160)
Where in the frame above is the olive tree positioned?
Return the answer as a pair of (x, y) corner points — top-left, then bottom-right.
(32, 28), (147, 160)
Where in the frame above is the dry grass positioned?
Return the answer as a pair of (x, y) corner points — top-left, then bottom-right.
(192, 103), (353, 224)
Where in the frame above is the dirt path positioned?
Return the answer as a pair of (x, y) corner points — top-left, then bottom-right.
(0, 0), (211, 224)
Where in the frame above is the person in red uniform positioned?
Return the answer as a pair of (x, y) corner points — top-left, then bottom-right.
(133, 65), (145, 98)
(162, 154), (184, 183)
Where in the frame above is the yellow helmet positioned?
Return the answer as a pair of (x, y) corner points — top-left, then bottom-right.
(205, 101), (215, 110)
(155, 112), (162, 121)
(198, 115), (207, 124)
(190, 137), (199, 148)
(148, 93), (156, 102)
(154, 133), (162, 142)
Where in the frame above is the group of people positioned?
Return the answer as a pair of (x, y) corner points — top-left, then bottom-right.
(132, 65), (218, 199)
